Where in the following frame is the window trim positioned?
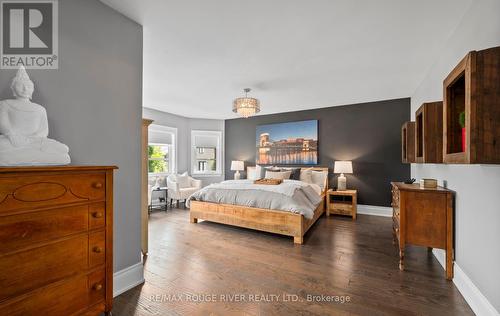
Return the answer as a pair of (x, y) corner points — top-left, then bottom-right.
(148, 124), (178, 175)
(191, 130), (223, 176)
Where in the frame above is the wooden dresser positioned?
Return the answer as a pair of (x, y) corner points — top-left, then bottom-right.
(0, 166), (116, 315)
(391, 182), (454, 280)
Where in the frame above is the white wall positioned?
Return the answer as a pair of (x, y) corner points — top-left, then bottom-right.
(143, 108), (225, 185)
(411, 0), (500, 313)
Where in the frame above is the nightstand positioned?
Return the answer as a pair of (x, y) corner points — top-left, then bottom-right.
(326, 189), (357, 220)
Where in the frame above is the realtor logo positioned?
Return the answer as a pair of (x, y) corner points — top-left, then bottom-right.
(1, 0), (58, 69)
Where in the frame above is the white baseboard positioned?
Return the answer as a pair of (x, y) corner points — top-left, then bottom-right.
(357, 204), (392, 217)
(432, 249), (499, 316)
(113, 262), (145, 297)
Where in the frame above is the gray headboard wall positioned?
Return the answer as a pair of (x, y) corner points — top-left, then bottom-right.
(224, 98), (411, 207)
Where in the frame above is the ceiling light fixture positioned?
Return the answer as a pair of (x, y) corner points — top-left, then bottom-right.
(232, 88), (260, 118)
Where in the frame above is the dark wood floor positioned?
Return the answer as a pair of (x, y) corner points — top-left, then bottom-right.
(113, 208), (473, 316)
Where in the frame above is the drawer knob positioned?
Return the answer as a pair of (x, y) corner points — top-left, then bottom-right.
(93, 283), (103, 291)
(93, 182), (103, 189)
(92, 212), (103, 218)
(93, 246), (103, 253)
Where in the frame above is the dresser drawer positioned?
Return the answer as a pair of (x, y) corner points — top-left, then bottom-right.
(88, 269), (106, 306)
(0, 173), (106, 213)
(89, 202), (106, 230)
(89, 231), (106, 268)
(331, 203), (353, 215)
(0, 205), (89, 254)
(0, 235), (88, 301)
(0, 270), (106, 316)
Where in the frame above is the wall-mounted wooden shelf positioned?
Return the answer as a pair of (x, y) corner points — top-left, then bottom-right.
(401, 122), (415, 163)
(443, 46), (500, 164)
(415, 102), (443, 163)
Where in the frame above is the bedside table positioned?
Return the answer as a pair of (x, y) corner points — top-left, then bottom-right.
(326, 189), (357, 220)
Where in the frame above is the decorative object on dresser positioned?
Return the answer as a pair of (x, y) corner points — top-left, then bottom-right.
(391, 182), (454, 280)
(333, 160), (352, 191)
(419, 178), (437, 189)
(415, 101), (443, 163)
(443, 46), (500, 164)
(326, 189), (357, 220)
(0, 165), (116, 315)
(0, 66), (71, 166)
(401, 122), (416, 163)
(230, 160), (244, 180)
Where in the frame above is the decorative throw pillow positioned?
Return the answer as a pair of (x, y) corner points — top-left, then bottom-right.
(175, 172), (190, 188)
(247, 168), (257, 180)
(283, 167), (301, 180)
(265, 166), (281, 172)
(311, 171), (328, 190)
(255, 165), (266, 179)
(265, 170), (292, 180)
(300, 167), (313, 183)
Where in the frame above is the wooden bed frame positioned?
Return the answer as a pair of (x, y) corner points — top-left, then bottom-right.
(189, 167), (328, 244)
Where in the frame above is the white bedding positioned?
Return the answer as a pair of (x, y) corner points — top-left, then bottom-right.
(187, 179), (323, 219)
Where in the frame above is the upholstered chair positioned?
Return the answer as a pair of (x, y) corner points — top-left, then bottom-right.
(167, 173), (202, 208)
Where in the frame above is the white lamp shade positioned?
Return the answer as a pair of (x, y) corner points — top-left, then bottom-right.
(230, 160), (244, 171)
(334, 161), (353, 174)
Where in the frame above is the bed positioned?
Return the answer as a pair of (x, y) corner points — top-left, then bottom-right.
(188, 167), (328, 244)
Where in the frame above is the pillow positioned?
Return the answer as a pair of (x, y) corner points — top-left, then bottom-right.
(283, 167), (301, 180)
(175, 172), (190, 188)
(265, 166), (282, 172)
(311, 171), (328, 190)
(247, 168), (257, 180)
(255, 165), (266, 179)
(265, 170), (292, 180)
(300, 167), (313, 184)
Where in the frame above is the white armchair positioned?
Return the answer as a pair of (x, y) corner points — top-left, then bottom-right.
(167, 173), (202, 208)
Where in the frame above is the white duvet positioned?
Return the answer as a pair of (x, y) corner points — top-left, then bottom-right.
(187, 179), (322, 219)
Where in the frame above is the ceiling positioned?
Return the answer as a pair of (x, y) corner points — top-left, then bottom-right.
(101, 0), (472, 119)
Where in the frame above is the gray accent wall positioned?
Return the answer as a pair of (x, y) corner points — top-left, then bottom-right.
(0, 0), (143, 272)
(225, 98), (410, 207)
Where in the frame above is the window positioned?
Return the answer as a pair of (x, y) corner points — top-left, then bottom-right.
(191, 130), (222, 175)
(195, 147), (216, 172)
(148, 144), (170, 173)
(148, 125), (177, 174)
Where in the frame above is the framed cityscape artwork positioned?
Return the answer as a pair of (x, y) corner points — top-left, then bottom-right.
(256, 120), (318, 165)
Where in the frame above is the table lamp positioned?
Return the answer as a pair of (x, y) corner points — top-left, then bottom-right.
(334, 161), (353, 191)
(231, 160), (244, 180)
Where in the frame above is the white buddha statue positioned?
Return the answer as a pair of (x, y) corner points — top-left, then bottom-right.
(0, 66), (71, 166)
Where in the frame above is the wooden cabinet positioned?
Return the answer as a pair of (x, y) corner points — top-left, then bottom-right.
(415, 102), (443, 163)
(326, 189), (357, 220)
(0, 166), (116, 316)
(391, 182), (453, 280)
(401, 122), (415, 163)
(443, 46), (500, 164)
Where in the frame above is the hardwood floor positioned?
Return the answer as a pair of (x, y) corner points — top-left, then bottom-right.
(113, 208), (473, 316)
